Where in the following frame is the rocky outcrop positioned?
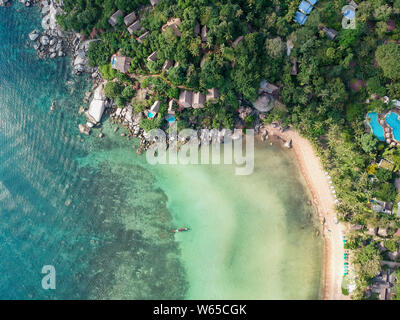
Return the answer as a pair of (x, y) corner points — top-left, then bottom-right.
(0, 0), (11, 7)
(19, 0), (34, 7)
(72, 38), (98, 75)
(85, 82), (108, 125)
(27, 1), (68, 59)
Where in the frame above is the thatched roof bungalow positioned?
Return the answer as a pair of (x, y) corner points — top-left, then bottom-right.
(179, 90), (193, 108)
(128, 20), (141, 34)
(192, 92), (206, 109)
(206, 88), (219, 103)
(108, 10), (123, 27)
(124, 12), (137, 26)
(111, 54), (132, 73)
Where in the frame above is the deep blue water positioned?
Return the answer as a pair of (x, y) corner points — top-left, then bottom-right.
(0, 3), (186, 299)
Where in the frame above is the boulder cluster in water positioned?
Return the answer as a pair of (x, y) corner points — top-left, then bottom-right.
(26, 0), (96, 78)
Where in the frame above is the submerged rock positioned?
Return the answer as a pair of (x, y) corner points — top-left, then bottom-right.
(78, 124), (90, 136)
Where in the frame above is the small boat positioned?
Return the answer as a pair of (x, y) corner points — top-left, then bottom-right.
(50, 100), (56, 112)
(172, 227), (190, 233)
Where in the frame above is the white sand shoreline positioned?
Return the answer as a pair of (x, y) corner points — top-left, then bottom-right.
(263, 124), (349, 300)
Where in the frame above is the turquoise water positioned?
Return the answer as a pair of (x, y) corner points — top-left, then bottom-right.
(148, 111), (155, 118)
(367, 112), (385, 141)
(0, 4), (186, 299)
(385, 112), (400, 141)
(0, 3), (323, 299)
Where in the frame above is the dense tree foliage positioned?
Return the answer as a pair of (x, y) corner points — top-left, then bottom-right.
(58, 0), (400, 299)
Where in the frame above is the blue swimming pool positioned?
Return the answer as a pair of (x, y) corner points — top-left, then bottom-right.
(367, 112), (385, 141)
(167, 116), (176, 123)
(386, 112), (400, 141)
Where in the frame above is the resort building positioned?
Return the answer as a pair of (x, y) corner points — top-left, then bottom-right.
(253, 94), (274, 112)
(179, 90), (193, 108)
(322, 27), (338, 40)
(150, 0), (160, 7)
(232, 36), (244, 48)
(294, 11), (308, 25)
(124, 12), (137, 26)
(192, 92), (206, 109)
(370, 198), (393, 215)
(137, 31), (149, 43)
(128, 20), (141, 34)
(162, 59), (173, 73)
(206, 88), (220, 103)
(294, 0), (318, 25)
(111, 54), (132, 73)
(147, 101), (160, 119)
(378, 159), (395, 171)
(201, 25), (208, 42)
(370, 270), (393, 300)
(259, 80), (279, 95)
(200, 55), (207, 68)
(291, 57), (298, 75)
(108, 10), (124, 27)
(168, 100), (175, 114)
(147, 51), (158, 62)
(194, 21), (200, 36)
(150, 101), (160, 113)
(162, 18), (182, 37)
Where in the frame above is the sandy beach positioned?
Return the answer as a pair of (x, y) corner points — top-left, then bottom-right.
(263, 124), (348, 300)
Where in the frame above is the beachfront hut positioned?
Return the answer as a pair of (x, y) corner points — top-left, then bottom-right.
(206, 88), (220, 103)
(192, 92), (206, 109)
(111, 55), (132, 74)
(108, 10), (123, 27)
(179, 90), (193, 108)
(128, 20), (141, 34)
(147, 51), (158, 62)
(124, 12), (137, 26)
(294, 11), (308, 25)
